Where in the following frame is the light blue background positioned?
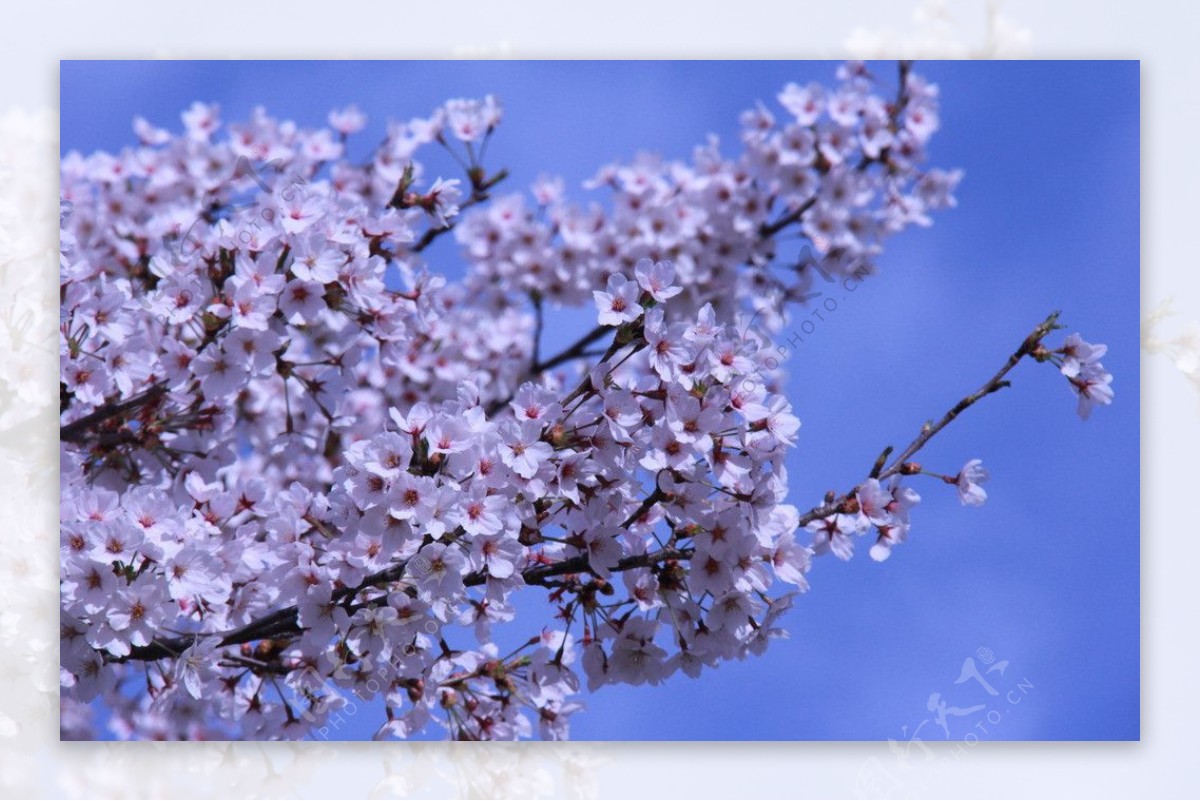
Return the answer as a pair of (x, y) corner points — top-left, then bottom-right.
(61, 60), (1139, 741)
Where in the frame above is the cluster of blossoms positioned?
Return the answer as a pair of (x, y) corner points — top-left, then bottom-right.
(456, 60), (963, 332)
(59, 62), (1110, 741)
(1053, 333), (1115, 420)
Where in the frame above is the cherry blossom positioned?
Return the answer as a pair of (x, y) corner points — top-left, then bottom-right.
(593, 274), (644, 327)
(1072, 362), (1116, 420)
(1033, 331), (1116, 420)
(57, 61), (1113, 742)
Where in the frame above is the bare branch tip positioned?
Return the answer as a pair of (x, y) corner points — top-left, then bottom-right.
(869, 445), (894, 478)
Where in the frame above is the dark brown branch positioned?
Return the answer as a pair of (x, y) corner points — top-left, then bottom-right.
(518, 546), (692, 588)
(533, 323), (611, 375)
(60, 383), (166, 444)
(869, 446), (894, 479)
(894, 60), (914, 121)
(796, 311), (1062, 527)
(530, 291), (544, 373)
(116, 494), (680, 663)
(484, 323), (616, 417)
(759, 196), (818, 239)
(619, 486), (666, 529)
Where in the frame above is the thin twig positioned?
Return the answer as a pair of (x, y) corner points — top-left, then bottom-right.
(484, 323), (615, 416)
(796, 311), (1062, 527)
(530, 291), (544, 374)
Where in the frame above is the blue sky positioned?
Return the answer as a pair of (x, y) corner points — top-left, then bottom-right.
(61, 60), (1140, 741)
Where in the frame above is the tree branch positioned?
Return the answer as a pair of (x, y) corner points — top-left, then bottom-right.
(112, 310), (1058, 665)
(518, 546), (691, 588)
(796, 311), (1062, 527)
(759, 196), (818, 239)
(60, 383), (167, 444)
(530, 291), (544, 373)
(533, 323), (612, 375)
(116, 492), (679, 663)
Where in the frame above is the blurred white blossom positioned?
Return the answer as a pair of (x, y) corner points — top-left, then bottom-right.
(1144, 298), (1200, 408)
(845, 0), (1032, 58)
(0, 105), (59, 796)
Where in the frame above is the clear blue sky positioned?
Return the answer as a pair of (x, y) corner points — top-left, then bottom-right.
(61, 60), (1140, 741)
